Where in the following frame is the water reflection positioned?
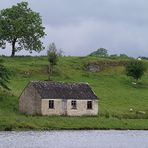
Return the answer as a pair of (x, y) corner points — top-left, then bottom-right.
(0, 130), (148, 148)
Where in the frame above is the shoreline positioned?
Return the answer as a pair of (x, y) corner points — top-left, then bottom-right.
(1, 129), (148, 132)
(2, 127), (148, 131)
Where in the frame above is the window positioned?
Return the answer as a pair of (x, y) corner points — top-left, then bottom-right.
(71, 100), (77, 109)
(49, 100), (54, 109)
(87, 101), (92, 109)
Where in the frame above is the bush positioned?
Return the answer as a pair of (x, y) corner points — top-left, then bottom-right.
(125, 60), (147, 81)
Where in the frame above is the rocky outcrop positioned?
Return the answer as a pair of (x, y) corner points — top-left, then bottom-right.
(85, 63), (102, 72)
(85, 60), (127, 72)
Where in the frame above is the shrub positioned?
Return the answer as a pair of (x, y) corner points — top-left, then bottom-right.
(125, 60), (146, 81)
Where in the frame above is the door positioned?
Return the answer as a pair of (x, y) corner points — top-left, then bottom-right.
(62, 99), (67, 115)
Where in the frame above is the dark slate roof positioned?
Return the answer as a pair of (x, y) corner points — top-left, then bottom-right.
(30, 81), (98, 100)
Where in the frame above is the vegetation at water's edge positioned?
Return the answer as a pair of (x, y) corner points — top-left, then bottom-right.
(0, 56), (148, 131)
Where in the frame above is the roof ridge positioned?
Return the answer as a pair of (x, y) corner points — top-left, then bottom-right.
(30, 80), (89, 85)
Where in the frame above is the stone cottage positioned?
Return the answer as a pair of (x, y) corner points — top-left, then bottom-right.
(19, 81), (98, 116)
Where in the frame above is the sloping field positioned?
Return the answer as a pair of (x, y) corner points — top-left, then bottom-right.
(0, 56), (148, 130)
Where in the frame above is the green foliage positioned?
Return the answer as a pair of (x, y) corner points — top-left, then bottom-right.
(47, 43), (58, 66)
(0, 64), (10, 90)
(139, 56), (148, 60)
(110, 54), (118, 57)
(0, 2), (45, 57)
(89, 48), (108, 57)
(120, 54), (128, 58)
(125, 60), (147, 81)
(109, 54), (131, 60)
(47, 43), (61, 79)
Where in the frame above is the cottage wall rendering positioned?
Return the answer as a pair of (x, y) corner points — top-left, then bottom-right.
(19, 83), (41, 115)
(19, 81), (99, 116)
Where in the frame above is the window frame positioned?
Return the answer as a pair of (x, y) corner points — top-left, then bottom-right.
(71, 100), (77, 109)
(49, 100), (54, 109)
(87, 101), (93, 110)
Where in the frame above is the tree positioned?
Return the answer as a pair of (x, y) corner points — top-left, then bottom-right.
(0, 2), (45, 57)
(110, 54), (118, 58)
(119, 54), (128, 58)
(0, 63), (10, 90)
(47, 43), (61, 79)
(89, 48), (108, 57)
(47, 43), (58, 66)
(125, 60), (147, 82)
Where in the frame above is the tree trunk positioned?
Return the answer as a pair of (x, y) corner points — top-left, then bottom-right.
(11, 39), (16, 57)
(48, 64), (53, 80)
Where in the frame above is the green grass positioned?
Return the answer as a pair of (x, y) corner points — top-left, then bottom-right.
(0, 56), (148, 130)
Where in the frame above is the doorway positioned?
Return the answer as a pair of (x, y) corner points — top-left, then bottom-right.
(62, 99), (67, 115)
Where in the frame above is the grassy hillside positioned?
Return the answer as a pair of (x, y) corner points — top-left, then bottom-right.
(0, 56), (148, 130)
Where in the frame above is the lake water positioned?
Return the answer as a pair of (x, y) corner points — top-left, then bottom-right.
(0, 130), (148, 148)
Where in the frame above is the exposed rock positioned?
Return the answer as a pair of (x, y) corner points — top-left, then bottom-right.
(86, 64), (101, 72)
(85, 60), (127, 72)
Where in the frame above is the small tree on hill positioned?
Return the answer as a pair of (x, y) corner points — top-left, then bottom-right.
(120, 54), (129, 58)
(0, 2), (45, 57)
(125, 60), (146, 82)
(48, 43), (58, 66)
(89, 48), (108, 57)
(47, 43), (62, 79)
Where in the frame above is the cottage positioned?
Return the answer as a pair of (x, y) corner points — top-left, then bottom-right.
(19, 81), (98, 116)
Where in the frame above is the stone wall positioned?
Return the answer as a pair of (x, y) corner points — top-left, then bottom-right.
(19, 83), (41, 115)
(19, 84), (99, 116)
(67, 100), (98, 116)
(41, 99), (63, 115)
(41, 99), (98, 116)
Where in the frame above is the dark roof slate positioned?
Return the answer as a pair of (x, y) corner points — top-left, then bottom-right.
(31, 81), (98, 100)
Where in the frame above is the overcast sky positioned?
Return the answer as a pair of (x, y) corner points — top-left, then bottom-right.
(0, 0), (148, 57)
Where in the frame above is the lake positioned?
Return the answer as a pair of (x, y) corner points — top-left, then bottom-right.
(0, 130), (148, 148)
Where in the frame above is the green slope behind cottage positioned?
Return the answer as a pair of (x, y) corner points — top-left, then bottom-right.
(19, 81), (98, 116)
(0, 56), (148, 130)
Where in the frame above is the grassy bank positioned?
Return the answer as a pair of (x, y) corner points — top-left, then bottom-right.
(0, 56), (148, 130)
(1, 115), (148, 131)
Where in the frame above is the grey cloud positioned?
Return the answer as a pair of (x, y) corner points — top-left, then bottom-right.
(0, 0), (148, 57)
(44, 18), (148, 57)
